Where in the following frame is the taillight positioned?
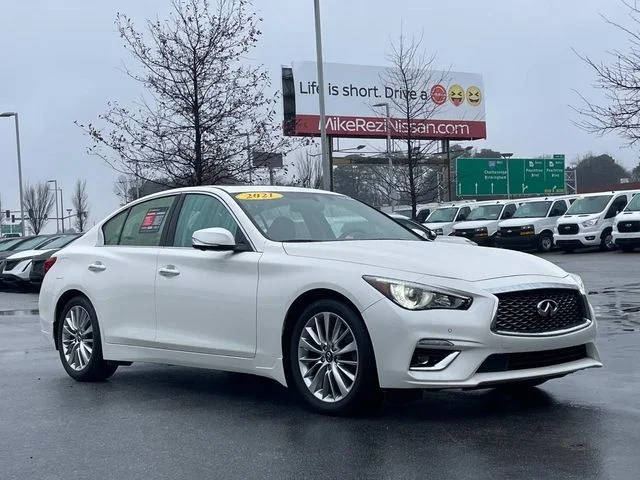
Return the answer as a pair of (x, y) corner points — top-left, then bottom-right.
(43, 257), (57, 276)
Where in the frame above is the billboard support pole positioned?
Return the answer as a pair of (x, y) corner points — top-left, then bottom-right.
(328, 135), (334, 190)
(313, 0), (331, 191)
(445, 139), (452, 202)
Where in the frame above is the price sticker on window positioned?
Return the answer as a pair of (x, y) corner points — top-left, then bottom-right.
(235, 192), (283, 200)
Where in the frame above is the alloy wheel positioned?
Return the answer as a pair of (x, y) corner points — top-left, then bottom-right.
(297, 312), (359, 403)
(541, 236), (552, 251)
(61, 306), (94, 371)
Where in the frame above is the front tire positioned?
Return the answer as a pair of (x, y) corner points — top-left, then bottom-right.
(289, 299), (381, 415)
(537, 233), (554, 252)
(57, 296), (118, 381)
(600, 230), (616, 251)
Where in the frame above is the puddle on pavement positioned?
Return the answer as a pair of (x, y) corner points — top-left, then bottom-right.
(588, 283), (640, 334)
(0, 309), (39, 316)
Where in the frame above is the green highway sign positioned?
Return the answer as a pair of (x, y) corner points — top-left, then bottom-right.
(456, 156), (566, 196)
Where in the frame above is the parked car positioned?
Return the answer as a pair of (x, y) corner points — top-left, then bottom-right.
(389, 214), (477, 246)
(423, 202), (475, 236)
(496, 195), (577, 252)
(39, 186), (600, 415)
(0, 234), (81, 287)
(389, 202), (439, 223)
(451, 200), (520, 246)
(554, 190), (640, 252)
(0, 235), (60, 262)
(612, 192), (640, 252)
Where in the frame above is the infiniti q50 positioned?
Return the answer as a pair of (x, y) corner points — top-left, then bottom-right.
(39, 186), (601, 414)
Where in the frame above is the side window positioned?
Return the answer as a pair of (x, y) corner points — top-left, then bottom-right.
(605, 195), (628, 219)
(455, 207), (470, 221)
(549, 200), (567, 217)
(102, 209), (129, 245)
(173, 194), (239, 247)
(501, 204), (516, 219)
(416, 208), (430, 223)
(120, 196), (176, 246)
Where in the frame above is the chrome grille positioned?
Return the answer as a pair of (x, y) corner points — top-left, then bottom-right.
(499, 226), (521, 237)
(493, 288), (588, 335)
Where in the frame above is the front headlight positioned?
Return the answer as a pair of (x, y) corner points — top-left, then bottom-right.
(521, 224), (535, 231)
(582, 218), (599, 228)
(434, 228), (443, 235)
(363, 276), (472, 311)
(569, 273), (586, 294)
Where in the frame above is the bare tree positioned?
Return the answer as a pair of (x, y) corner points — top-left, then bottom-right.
(23, 182), (55, 235)
(78, 0), (287, 187)
(290, 152), (324, 189)
(574, 1), (640, 145)
(71, 179), (90, 232)
(378, 32), (448, 217)
(113, 174), (144, 205)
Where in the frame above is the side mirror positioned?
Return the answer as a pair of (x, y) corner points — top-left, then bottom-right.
(411, 228), (429, 240)
(192, 227), (236, 251)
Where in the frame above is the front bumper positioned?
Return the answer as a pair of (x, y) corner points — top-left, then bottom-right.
(361, 280), (601, 389)
(554, 232), (601, 249)
(613, 232), (640, 248)
(453, 232), (493, 246)
(495, 233), (539, 250)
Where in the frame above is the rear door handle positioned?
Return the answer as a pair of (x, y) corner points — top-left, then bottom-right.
(158, 266), (180, 277)
(88, 262), (106, 272)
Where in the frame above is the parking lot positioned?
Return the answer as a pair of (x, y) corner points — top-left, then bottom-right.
(0, 250), (638, 480)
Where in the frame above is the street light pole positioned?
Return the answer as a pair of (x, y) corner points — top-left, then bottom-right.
(0, 112), (25, 236)
(59, 188), (65, 233)
(373, 102), (394, 209)
(313, 0), (331, 191)
(47, 180), (59, 233)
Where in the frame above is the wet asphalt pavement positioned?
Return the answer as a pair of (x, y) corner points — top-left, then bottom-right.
(1, 250), (639, 479)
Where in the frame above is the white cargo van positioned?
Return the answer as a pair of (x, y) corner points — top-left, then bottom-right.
(554, 190), (640, 252)
(612, 192), (640, 252)
(423, 202), (475, 236)
(451, 200), (519, 246)
(496, 195), (577, 252)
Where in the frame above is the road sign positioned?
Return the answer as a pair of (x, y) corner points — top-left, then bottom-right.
(456, 156), (565, 196)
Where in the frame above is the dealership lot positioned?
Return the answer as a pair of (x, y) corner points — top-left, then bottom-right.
(0, 250), (638, 480)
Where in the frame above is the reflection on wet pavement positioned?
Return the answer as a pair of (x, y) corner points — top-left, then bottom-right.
(588, 282), (640, 334)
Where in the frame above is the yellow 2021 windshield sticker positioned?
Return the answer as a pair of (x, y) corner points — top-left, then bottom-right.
(235, 192), (283, 200)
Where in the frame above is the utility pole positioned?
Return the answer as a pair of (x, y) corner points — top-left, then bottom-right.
(0, 112), (25, 236)
(47, 180), (59, 232)
(313, 0), (331, 191)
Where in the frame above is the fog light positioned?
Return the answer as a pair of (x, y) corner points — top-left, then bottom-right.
(586, 236), (595, 241)
(410, 341), (459, 371)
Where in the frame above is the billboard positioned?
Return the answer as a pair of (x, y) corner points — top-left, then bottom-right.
(282, 62), (486, 140)
(456, 155), (566, 196)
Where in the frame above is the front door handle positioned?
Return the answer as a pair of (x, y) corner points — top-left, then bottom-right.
(88, 262), (106, 272)
(158, 266), (180, 277)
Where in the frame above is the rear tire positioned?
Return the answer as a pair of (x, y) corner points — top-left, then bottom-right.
(288, 299), (381, 415)
(537, 233), (554, 252)
(57, 296), (118, 381)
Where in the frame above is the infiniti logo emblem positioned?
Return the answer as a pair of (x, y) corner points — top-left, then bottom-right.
(537, 299), (559, 318)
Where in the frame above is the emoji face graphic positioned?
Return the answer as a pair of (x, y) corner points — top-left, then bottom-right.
(430, 84), (447, 105)
(449, 84), (464, 106)
(466, 86), (482, 106)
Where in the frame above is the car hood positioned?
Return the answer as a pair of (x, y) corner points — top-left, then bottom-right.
(616, 211), (640, 221)
(4, 248), (55, 261)
(453, 220), (499, 230)
(424, 222), (453, 229)
(434, 236), (476, 246)
(558, 213), (599, 224)
(499, 218), (543, 227)
(282, 240), (567, 282)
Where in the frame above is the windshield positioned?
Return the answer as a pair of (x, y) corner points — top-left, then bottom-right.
(40, 235), (79, 249)
(0, 238), (26, 251)
(426, 207), (458, 223)
(10, 236), (50, 251)
(234, 191), (419, 242)
(467, 205), (504, 221)
(513, 201), (552, 218)
(566, 195), (613, 215)
(624, 194), (640, 212)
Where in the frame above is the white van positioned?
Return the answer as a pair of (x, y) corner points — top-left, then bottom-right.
(423, 202), (475, 236)
(496, 195), (577, 252)
(554, 190), (640, 252)
(612, 192), (640, 252)
(385, 202), (440, 223)
(451, 200), (520, 246)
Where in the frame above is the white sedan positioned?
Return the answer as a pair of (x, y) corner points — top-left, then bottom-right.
(39, 186), (601, 414)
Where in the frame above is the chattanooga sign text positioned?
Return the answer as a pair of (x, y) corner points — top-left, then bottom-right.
(284, 62), (486, 140)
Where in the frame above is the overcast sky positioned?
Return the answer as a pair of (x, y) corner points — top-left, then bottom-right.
(0, 0), (637, 230)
